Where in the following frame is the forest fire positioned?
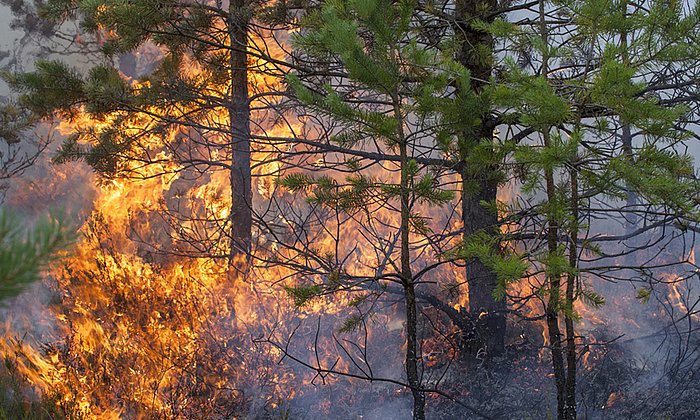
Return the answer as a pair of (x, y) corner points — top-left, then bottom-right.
(0, 0), (699, 419)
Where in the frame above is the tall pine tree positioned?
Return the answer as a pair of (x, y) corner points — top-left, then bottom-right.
(3, 0), (301, 275)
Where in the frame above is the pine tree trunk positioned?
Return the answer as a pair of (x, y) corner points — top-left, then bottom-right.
(539, 3), (577, 416)
(547, 301), (568, 419)
(462, 172), (506, 356)
(564, 165), (579, 420)
(543, 129), (568, 419)
(228, 0), (252, 275)
(455, 0), (506, 358)
(405, 281), (425, 420)
(396, 94), (425, 420)
(619, 7), (637, 229)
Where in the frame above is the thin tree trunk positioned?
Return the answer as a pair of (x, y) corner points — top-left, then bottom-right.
(621, 124), (635, 222)
(395, 93), (425, 420)
(564, 161), (579, 420)
(228, 0), (252, 276)
(455, 0), (506, 358)
(405, 280), (425, 420)
(539, 2), (575, 417)
(543, 129), (568, 419)
(620, 1), (637, 229)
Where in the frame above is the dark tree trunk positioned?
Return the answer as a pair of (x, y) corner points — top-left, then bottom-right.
(395, 94), (425, 419)
(543, 130), (569, 420)
(462, 173), (506, 357)
(542, 126), (578, 419)
(564, 164), (579, 420)
(620, 13), (637, 229)
(405, 280), (425, 420)
(539, 3), (577, 416)
(228, 0), (252, 275)
(455, 0), (506, 358)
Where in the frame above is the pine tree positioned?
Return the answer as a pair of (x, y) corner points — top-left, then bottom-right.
(482, 0), (700, 417)
(0, 210), (75, 302)
(286, 2), (699, 417)
(452, 0), (509, 359)
(280, 0), (500, 417)
(2, 0), (299, 276)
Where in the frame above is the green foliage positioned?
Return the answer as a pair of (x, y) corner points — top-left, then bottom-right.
(471, 18), (518, 38)
(84, 66), (130, 116)
(51, 134), (84, 165)
(636, 287), (652, 304)
(277, 172), (315, 193)
(539, 245), (574, 283)
(348, 293), (370, 308)
(610, 147), (698, 217)
(0, 211), (75, 302)
(493, 64), (572, 130)
(2, 60), (85, 119)
(580, 288), (606, 308)
(293, 0), (415, 97)
(338, 314), (363, 333)
(3, 60), (140, 177)
(413, 173), (455, 205)
(286, 75), (400, 145)
(283, 284), (323, 307)
(457, 231), (527, 300)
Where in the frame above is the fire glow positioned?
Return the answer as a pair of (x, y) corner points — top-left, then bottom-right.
(0, 1), (699, 419)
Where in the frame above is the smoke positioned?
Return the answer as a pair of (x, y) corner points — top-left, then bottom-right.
(0, 2), (699, 418)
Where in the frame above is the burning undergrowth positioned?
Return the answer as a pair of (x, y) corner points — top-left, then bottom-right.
(0, 141), (414, 418)
(0, 132), (697, 419)
(0, 1), (699, 418)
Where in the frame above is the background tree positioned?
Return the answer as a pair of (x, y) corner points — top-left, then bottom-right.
(452, 0), (509, 358)
(482, 0), (700, 417)
(270, 0), (521, 417)
(0, 1), (307, 416)
(2, 0), (305, 276)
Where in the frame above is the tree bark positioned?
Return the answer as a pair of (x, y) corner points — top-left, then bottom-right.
(455, 0), (506, 358)
(564, 161), (579, 420)
(539, 2), (576, 416)
(619, 2), (637, 230)
(543, 129), (568, 419)
(395, 93), (425, 419)
(228, 0), (252, 275)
